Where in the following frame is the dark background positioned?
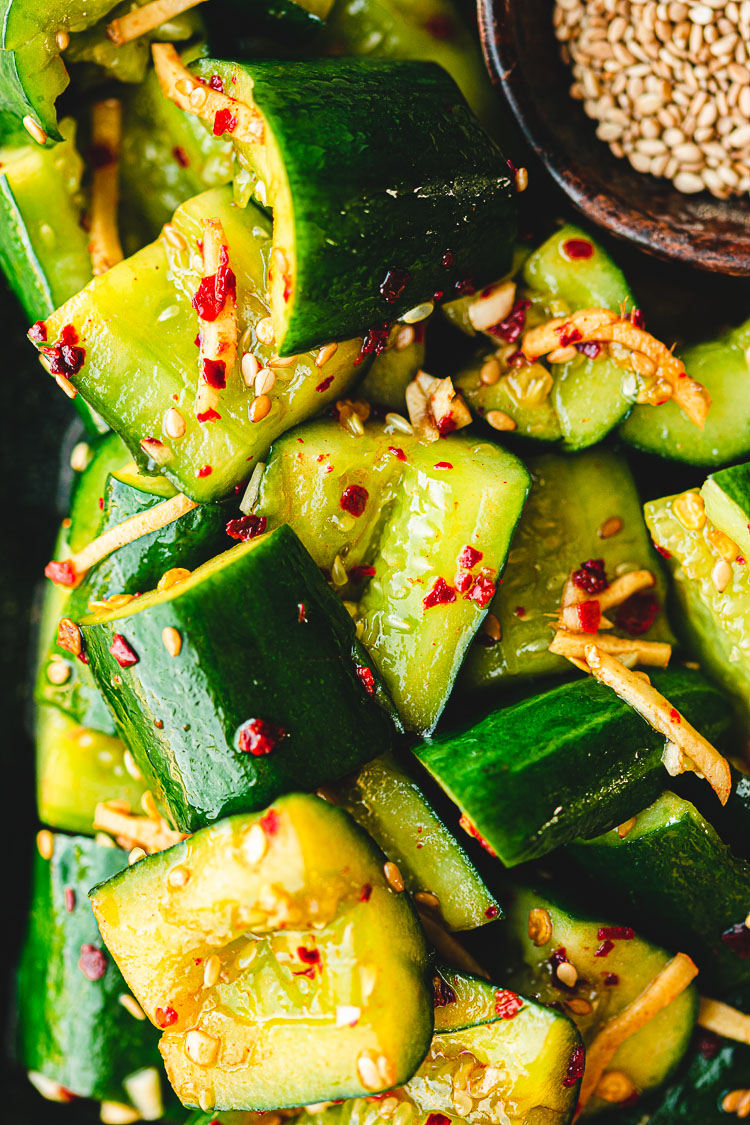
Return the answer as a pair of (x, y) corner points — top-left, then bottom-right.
(3, 26), (750, 1124)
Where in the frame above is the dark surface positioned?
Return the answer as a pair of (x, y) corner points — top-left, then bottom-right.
(480, 0), (750, 275)
(3, 3), (750, 1120)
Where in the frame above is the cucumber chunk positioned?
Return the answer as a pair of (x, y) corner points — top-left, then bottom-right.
(644, 489), (750, 724)
(333, 753), (500, 931)
(256, 417), (530, 734)
(701, 462), (750, 562)
(460, 449), (673, 692)
(89, 795), (433, 1111)
(568, 791), (750, 992)
(355, 323), (426, 412)
(83, 527), (396, 833)
(34, 187), (365, 501)
(620, 316), (750, 466)
(17, 833), (162, 1106)
(413, 668), (732, 867)
(499, 883), (698, 1116)
(193, 58), (516, 356)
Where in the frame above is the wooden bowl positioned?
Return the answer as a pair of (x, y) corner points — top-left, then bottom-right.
(478, 0), (750, 275)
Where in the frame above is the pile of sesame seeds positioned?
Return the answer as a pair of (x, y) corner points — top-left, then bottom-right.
(554, 0), (750, 197)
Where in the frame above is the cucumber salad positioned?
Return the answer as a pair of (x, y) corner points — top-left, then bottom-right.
(5, 1), (750, 1123)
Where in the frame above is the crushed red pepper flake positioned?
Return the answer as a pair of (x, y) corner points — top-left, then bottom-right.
(595, 940), (614, 958)
(201, 357), (227, 388)
(488, 297), (530, 344)
(155, 1006), (178, 1028)
(389, 446), (407, 461)
(28, 320), (47, 342)
(237, 718), (286, 756)
(468, 573), (496, 608)
(563, 238), (594, 260)
(423, 577), (457, 609)
(459, 546), (483, 569)
(721, 923), (750, 958)
(297, 946), (321, 965)
(46, 560), (77, 587)
(340, 485), (369, 517)
(434, 461), (453, 470)
(197, 408), (221, 424)
(356, 666), (376, 695)
(455, 572), (473, 594)
(353, 323), (390, 366)
(616, 592), (660, 636)
(598, 926), (635, 941)
(298, 602), (307, 624)
(459, 813), (497, 856)
(109, 634), (138, 668)
(213, 107), (237, 136)
(669, 708), (681, 724)
(79, 943), (107, 981)
(654, 544), (672, 559)
(349, 565), (376, 584)
(562, 1044), (585, 1088)
(433, 975), (458, 1006)
(172, 145), (189, 167)
(379, 267), (411, 304)
(197, 465), (213, 477)
(494, 989), (523, 1019)
(572, 557), (608, 594)
(604, 972), (620, 986)
(260, 808), (280, 835)
(316, 375), (334, 393)
(226, 514), (267, 541)
(360, 883), (373, 902)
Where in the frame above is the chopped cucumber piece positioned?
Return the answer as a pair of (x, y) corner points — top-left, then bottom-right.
(701, 462), (750, 562)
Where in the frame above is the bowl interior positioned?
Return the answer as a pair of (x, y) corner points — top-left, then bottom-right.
(479, 0), (750, 275)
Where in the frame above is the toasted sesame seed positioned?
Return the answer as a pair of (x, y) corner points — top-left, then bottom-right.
(100, 1102), (141, 1124)
(55, 372), (77, 399)
(188, 85), (208, 109)
(482, 613), (502, 642)
(556, 960), (579, 987)
(515, 166), (529, 191)
(384, 412), (414, 435)
(118, 993), (146, 1020)
(331, 555), (348, 587)
(163, 223), (187, 251)
(128, 847), (146, 865)
(254, 368), (276, 396)
(486, 409), (517, 431)
(315, 342), (338, 367)
(599, 515), (623, 538)
(184, 1028), (219, 1067)
(37, 829), (54, 860)
(413, 891), (440, 908)
(468, 281), (516, 332)
(249, 393), (272, 423)
(70, 442), (93, 472)
(241, 352), (260, 387)
(712, 558), (732, 592)
(528, 907), (553, 946)
(162, 626), (182, 657)
(566, 997), (594, 1015)
(255, 317), (275, 345)
(400, 301), (434, 324)
(23, 115), (47, 145)
(268, 354), (295, 368)
(617, 816), (637, 838)
(203, 954), (221, 988)
(384, 861), (405, 892)
(480, 357), (502, 385)
(164, 407), (186, 440)
(56, 28), (70, 49)
(356, 1053), (383, 1091)
(167, 865), (190, 888)
(242, 822), (268, 864)
(394, 325), (415, 351)
(47, 658), (71, 685)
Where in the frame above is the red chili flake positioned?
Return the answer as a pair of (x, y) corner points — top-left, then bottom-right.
(64, 887), (76, 913)
(455, 571), (473, 594)
(576, 340), (602, 359)
(738, 557), (746, 565)
(423, 577), (457, 609)
(595, 940), (614, 958)
(379, 267), (411, 304)
(572, 558), (608, 594)
(631, 308), (646, 330)
(340, 485), (369, 517)
(604, 972), (619, 986)
(488, 298), (530, 344)
(316, 375), (334, 393)
(353, 322), (390, 366)
(558, 325), (583, 348)
(434, 461), (453, 470)
(260, 809), (280, 835)
(349, 565), (376, 584)
(88, 143), (115, 169)
(155, 1006), (178, 1028)
(200, 358), (226, 389)
(455, 277), (475, 297)
(356, 666), (376, 695)
(437, 414), (457, 437)
(298, 602), (307, 624)
(226, 514), (267, 541)
(389, 446), (407, 461)
(574, 600), (602, 634)
(425, 1115), (451, 1125)
(468, 573), (496, 608)
(669, 708), (681, 724)
(562, 1044), (586, 1088)
(514, 605), (526, 617)
(721, 923), (750, 957)
(562, 238), (594, 260)
(45, 560), (77, 587)
(494, 989), (523, 1019)
(28, 320), (47, 342)
(598, 926), (635, 940)
(485, 905), (499, 919)
(77, 651), (90, 665)
(616, 592), (659, 636)
(442, 250), (454, 268)
(360, 883), (372, 902)
(432, 974), (457, 1007)
(459, 813), (497, 856)
(193, 260), (236, 321)
(433, 290), (444, 302)
(213, 107), (237, 136)
(197, 408), (221, 424)
(172, 146), (189, 167)
(697, 1030), (721, 1059)
(79, 943), (107, 981)
(459, 546), (483, 569)
(209, 74), (225, 92)
(41, 325), (86, 377)
(297, 947), (321, 968)
(109, 634), (138, 668)
(238, 718), (286, 756)
(198, 465), (213, 478)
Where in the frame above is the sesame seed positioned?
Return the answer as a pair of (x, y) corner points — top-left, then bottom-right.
(712, 558), (732, 592)
(617, 816), (637, 837)
(203, 954), (221, 988)
(556, 960), (579, 987)
(100, 1102), (141, 1124)
(242, 822), (267, 864)
(167, 865), (190, 888)
(515, 166), (529, 191)
(184, 1028), (220, 1067)
(400, 301), (434, 324)
(336, 1004), (361, 1027)
(356, 1052), (383, 1091)
(23, 115), (47, 145)
(599, 515), (623, 538)
(164, 407), (186, 439)
(47, 658), (71, 685)
(268, 354), (295, 368)
(394, 325), (415, 351)
(528, 907), (553, 946)
(482, 613), (502, 642)
(315, 342), (338, 367)
(255, 317), (275, 345)
(162, 223), (187, 251)
(175, 77), (196, 96)
(241, 352), (260, 387)
(70, 442), (93, 472)
(128, 847), (146, 865)
(384, 861), (405, 892)
(254, 368), (276, 396)
(480, 357), (502, 385)
(55, 372), (77, 399)
(249, 393), (272, 422)
(56, 28), (70, 49)
(37, 829), (54, 860)
(331, 555), (348, 587)
(118, 993), (146, 1020)
(413, 891), (440, 908)
(384, 412), (414, 435)
(188, 86), (208, 109)
(162, 626), (182, 657)
(486, 409), (517, 431)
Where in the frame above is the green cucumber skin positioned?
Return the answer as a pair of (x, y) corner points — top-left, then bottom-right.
(334, 752), (500, 931)
(196, 58), (515, 355)
(620, 316), (750, 466)
(414, 669), (732, 868)
(567, 792), (750, 993)
(84, 527), (396, 833)
(460, 449), (673, 692)
(16, 835), (160, 1102)
(701, 463), (750, 561)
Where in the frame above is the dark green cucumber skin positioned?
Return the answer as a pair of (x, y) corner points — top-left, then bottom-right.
(84, 526), (396, 833)
(610, 1035), (750, 1124)
(16, 834), (160, 1101)
(675, 765), (750, 866)
(413, 669), (732, 868)
(567, 793), (750, 993)
(195, 57), (516, 355)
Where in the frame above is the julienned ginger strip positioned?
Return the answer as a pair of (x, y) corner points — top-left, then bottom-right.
(152, 43), (263, 145)
(107, 0), (206, 45)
